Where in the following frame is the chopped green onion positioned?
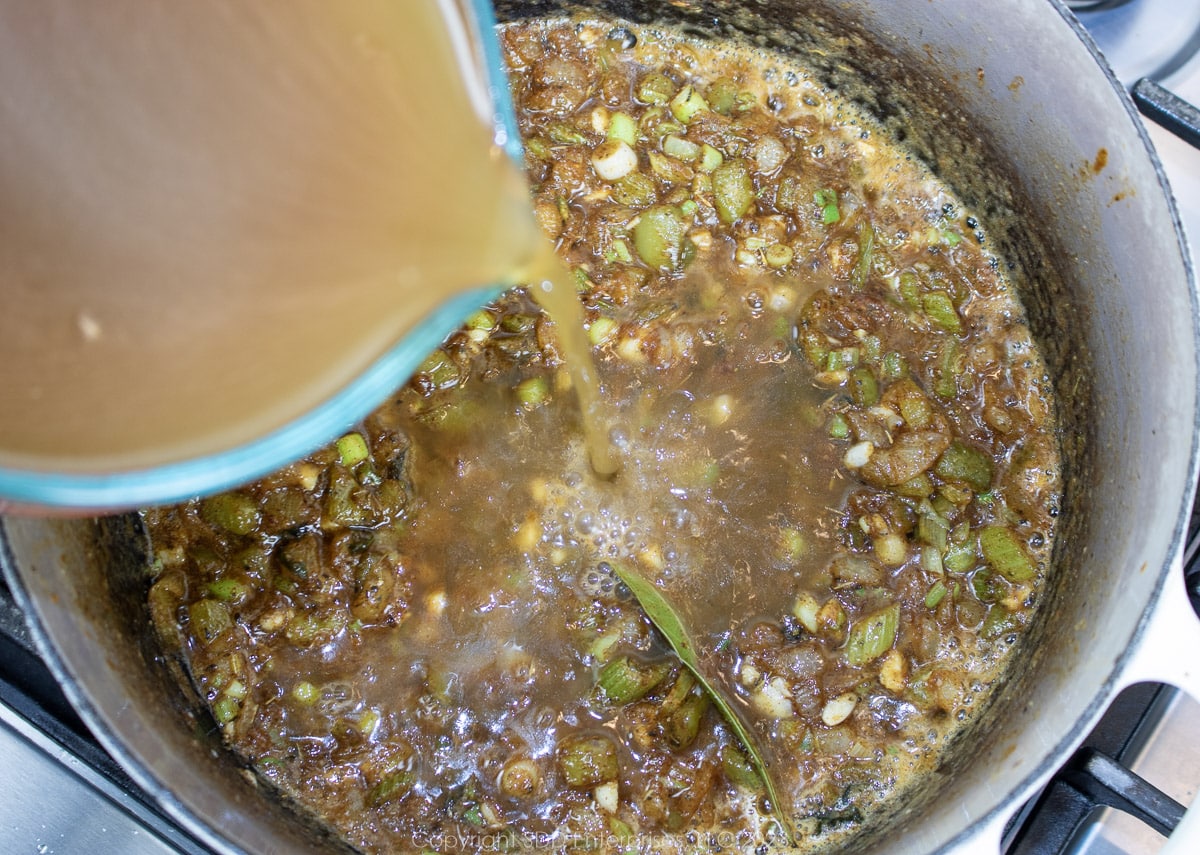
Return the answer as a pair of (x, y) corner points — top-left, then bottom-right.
(917, 512), (950, 551)
(665, 689), (709, 748)
(366, 769), (416, 808)
(944, 542), (977, 574)
(849, 367), (879, 407)
(206, 577), (250, 604)
(588, 316), (619, 346)
(212, 695), (240, 724)
(292, 681), (319, 705)
(189, 599), (232, 643)
(764, 243), (794, 268)
(611, 172), (657, 207)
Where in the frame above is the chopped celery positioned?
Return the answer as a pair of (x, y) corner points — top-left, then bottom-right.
(607, 111), (638, 146)
(636, 72), (675, 105)
(922, 291), (963, 334)
(924, 580), (948, 609)
(633, 205), (688, 269)
(199, 493), (261, 536)
(849, 367), (879, 407)
(669, 85), (709, 123)
(515, 377), (550, 409)
(845, 603), (900, 665)
(596, 655), (670, 705)
(336, 432), (370, 467)
(706, 77), (738, 114)
(979, 525), (1036, 583)
(712, 159), (755, 224)
(935, 441), (994, 491)
(557, 734), (619, 787)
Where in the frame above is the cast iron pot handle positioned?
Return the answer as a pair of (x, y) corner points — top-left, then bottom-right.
(1132, 78), (1200, 150)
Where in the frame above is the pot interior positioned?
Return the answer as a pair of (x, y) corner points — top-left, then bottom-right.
(2, 1), (1197, 853)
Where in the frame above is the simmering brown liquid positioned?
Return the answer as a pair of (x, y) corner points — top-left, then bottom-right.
(0, 0), (606, 475)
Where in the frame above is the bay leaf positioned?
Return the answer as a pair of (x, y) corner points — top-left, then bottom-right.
(608, 561), (796, 846)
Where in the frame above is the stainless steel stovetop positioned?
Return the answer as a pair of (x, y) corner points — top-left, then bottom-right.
(2, 2), (1200, 853)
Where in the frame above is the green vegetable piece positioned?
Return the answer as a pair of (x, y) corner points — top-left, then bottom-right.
(547, 122), (587, 145)
(292, 681), (319, 704)
(669, 84), (709, 123)
(212, 695), (240, 724)
(944, 542), (978, 574)
(917, 512), (950, 551)
(199, 493), (261, 536)
(982, 604), (1020, 638)
(596, 655), (670, 705)
(815, 189), (840, 224)
(662, 133), (700, 161)
(721, 745), (764, 791)
(611, 172), (657, 208)
(416, 348), (460, 390)
(557, 733), (619, 788)
(924, 580), (949, 610)
(764, 243), (794, 269)
(711, 159), (755, 224)
(636, 72), (675, 105)
(923, 290), (963, 334)
(844, 603), (900, 666)
(979, 525), (1036, 583)
(607, 561), (796, 846)
(633, 205), (688, 269)
(607, 111), (638, 146)
(935, 441), (994, 491)
(366, 769), (415, 807)
(849, 367), (879, 407)
(881, 351), (906, 381)
(828, 413), (851, 440)
(206, 576), (250, 604)
(336, 432), (370, 468)
(706, 77), (738, 115)
(698, 143), (725, 173)
(324, 467), (368, 528)
(189, 599), (232, 643)
(666, 689), (710, 749)
(515, 376), (550, 409)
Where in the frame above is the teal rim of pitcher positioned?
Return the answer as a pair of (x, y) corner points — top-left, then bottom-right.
(0, 0), (520, 511)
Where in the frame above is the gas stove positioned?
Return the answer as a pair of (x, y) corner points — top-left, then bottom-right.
(1, 2), (1199, 853)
